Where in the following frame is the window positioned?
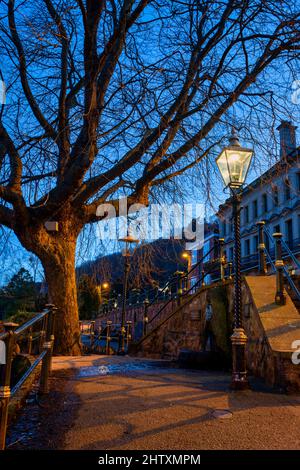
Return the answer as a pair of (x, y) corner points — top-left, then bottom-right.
(285, 179), (291, 200)
(273, 187), (279, 207)
(191, 250), (198, 265)
(262, 193), (268, 213)
(252, 200), (258, 218)
(274, 224), (280, 234)
(244, 205), (249, 224)
(203, 242), (210, 262)
(244, 239), (250, 257)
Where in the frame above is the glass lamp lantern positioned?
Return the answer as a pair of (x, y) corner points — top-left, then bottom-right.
(216, 128), (253, 189)
(119, 232), (139, 257)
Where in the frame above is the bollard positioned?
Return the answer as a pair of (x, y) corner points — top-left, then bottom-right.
(106, 321), (112, 355)
(219, 238), (225, 281)
(0, 322), (18, 450)
(257, 221), (267, 275)
(143, 298), (149, 336)
(273, 233), (286, 305)
(39, 305), (56, 395)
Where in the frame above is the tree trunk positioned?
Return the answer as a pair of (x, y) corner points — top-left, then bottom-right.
(42, 239), (81, 356)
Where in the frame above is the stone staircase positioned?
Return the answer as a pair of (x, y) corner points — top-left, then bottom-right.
(284, 274), (300, 312)
(130, 281), (231, 363)
(130, 274), (300, 392)
(244, 275), (300, 392)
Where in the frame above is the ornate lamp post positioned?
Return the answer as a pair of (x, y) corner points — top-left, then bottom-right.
(118, 232), (139, 355)
(181, 251), (192, 290)
(216, 128), (253, 390)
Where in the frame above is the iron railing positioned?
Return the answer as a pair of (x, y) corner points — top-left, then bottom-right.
(80, 320), (131, 355)
(0, 305), (56, 450)
(263, 227), (300, 301)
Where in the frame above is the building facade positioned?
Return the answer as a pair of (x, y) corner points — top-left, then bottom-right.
(217, 121), (300, 271)
(190, 220), (220, 286)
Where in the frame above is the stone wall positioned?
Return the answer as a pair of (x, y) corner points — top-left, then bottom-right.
(96, 274), (300, 392)
(133, 282), (232, 361)
(241, 276), (300, 392)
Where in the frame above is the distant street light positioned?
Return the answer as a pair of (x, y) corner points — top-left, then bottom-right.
(118, 232), (139, 355)
(216, 127), (253, 390)
(97, 282), (110, 305)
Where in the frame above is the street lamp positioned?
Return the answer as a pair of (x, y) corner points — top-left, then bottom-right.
(118, 232), (139, 355)
(216, 127), (253, 390)
(97, 281), (110, 304)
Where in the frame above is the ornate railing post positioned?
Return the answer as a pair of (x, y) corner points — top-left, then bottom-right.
(175, 271), (184, 305)
(219, 238), (225, 281)
(257, 221), (267, 275)
(106, 321), (112, 355)
(143, 298), (149, 336)
(126, 321), (132, 350)
(39, 305), (56, 395)
(90, 320), (95, 349)
(0, 322), (18, 450)
(228, 262), (233, 280)
(27, 326), (33, 355)
(39, 317), (46, 354)
(273, 232), (286, 305)
(201, 269), (206, 287)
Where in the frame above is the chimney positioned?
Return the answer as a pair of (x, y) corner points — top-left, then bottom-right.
(277, 120), (297, 159)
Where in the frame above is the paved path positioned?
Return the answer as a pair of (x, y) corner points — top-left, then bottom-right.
(7, 355), (300, 450)
(54, 356), (300, 449)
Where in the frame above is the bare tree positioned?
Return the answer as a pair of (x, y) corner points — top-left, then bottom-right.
(0, 0), (300, 353)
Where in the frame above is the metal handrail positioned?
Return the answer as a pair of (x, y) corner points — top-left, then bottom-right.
(14, 311), (48, 336)
(146, 263), (222, 332)
(263, 227), (300, 300)
(146, 243), (217, 309)
(11, 350), (47, 397)
(283, 266), (300, 301)
(0, 305), (57, 450)
(135, 266), (227, 348)
(264, 225), (300, 269)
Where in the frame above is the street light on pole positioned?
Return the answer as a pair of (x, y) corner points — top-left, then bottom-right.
(118, 232), (139, 355)
(181, 251), (192, 290)
(216, 127), (253, 390)
(97, 281), (110, 304)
